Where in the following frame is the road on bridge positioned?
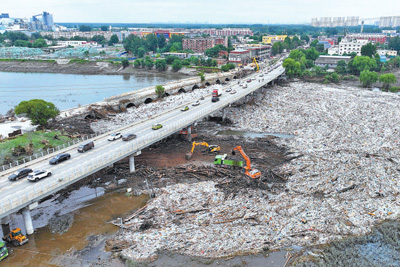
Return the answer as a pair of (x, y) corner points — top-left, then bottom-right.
(0, 65), (285, 220)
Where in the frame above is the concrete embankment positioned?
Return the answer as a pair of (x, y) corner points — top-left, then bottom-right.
(0, 60), (197, 76)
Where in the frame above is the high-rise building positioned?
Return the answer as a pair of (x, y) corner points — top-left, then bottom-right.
(379, 17), (392, 28)
(332, 17), (346, 27)
(311, 18), (319, 27)
(392, 16), (400, 27)
(346, 16), (359, 26)
(320, 17), (331, 27)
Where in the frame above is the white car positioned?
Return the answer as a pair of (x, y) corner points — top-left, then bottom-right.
(225, 88), (232, 92)
(230, 90), (237, 94)
(192, 101), (200, 106)
(243, 84), (248, 88)
(108, 132), (122, 141)
(27, 170), (52, 182)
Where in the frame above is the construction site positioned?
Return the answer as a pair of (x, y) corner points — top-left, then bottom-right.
(50, 76), (400, 265)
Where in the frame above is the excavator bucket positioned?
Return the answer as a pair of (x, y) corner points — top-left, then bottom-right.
(185, 152), (193, 160)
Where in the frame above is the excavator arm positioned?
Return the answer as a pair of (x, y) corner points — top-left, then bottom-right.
(232, 146), (261, 179)
(252, 57), (259, 72)
(186, 142), (220, 159)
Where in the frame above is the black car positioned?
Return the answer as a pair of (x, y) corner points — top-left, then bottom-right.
(8, 168), (33, 181)
(49, 153), (71, 165)
(122, 133), (137, 141)
(212, 96), (220, 102)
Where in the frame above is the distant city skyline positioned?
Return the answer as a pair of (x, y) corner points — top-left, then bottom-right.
(2, 0), (400, 24)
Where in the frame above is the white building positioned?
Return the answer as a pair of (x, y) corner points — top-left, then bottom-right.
(377, 49), (398, 57)
(338, 38), (368, 56)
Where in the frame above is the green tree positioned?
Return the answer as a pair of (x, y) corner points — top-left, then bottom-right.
(79, 25), (92, 32)
(305, 47), (319, 61)
(315, 43), (325, 53)
(330, 73), (340, 83)
(310, 39), (319, 48)
(137, 47), (146, 58)
(172, 59), (182, 71)
(32, 38), (47, 48)
(14, 40), (31, 47)
(155, 59), (167, 71)
(144, 57), (154, 69)
(335, 60), (348, 74)
(301, 34), (310, 44)
(361, 43), (377, 58)
(101, 25), (108, 31)
(379, 73), (397, 90)
(283, 58), (302, 77)
(91, 35), (105, 43)
(388, 36), (400, 53)
(221, 64), (230, 72)
(348, 56), (377, 75)
(134, 59), (141, 68)
(109, 34), (119, 45)
(155, 85), (165, 98)
(198, 71), (205, 82)
(271, 42), (282, 55)
(157, 35), (166, 49)
(15, 99), (59, 126)
(359, 70), (378, 87)
(190, 56), (200, 66)
(121, 59), (129, 69)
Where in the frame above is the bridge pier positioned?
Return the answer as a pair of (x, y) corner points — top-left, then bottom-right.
(1, 215), (11, 236)
(22, 208), (34, 235)
(187, 126), (192, 142)
(222, 109), (227, 122)
(129, 151), (142, 173)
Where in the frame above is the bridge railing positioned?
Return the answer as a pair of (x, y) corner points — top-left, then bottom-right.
(0, 67), (284, 218)
(0, 129), (110, 174)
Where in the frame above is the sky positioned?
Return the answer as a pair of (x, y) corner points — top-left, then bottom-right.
(2, 0), (400, 24)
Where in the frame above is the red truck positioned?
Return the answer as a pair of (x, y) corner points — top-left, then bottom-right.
(212, 89), (222, 97)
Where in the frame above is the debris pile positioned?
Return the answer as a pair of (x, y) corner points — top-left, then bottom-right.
(113, 81), (400, 262)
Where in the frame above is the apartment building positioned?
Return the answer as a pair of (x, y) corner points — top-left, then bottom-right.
(182, 37), (227, 53)
(338, 38), (368, 55)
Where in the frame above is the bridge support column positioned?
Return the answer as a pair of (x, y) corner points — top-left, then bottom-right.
(187, 126), (192, 142)
(22, 208), (34, 235)
(222, 109), (227, 122)
(129, 151), (141, 173)
(1, 215), (11, 236)
(272, 80), (275, 86)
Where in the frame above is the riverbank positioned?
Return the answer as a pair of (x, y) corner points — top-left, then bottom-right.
(0, 60), (197, 76)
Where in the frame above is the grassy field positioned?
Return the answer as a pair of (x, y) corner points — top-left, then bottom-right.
(0, 131), (73, 163)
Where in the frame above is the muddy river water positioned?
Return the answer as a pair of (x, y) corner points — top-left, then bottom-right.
(2, 186), (148, 266)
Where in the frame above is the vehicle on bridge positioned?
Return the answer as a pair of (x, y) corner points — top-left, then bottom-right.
(211, 96), (220, 102)
(181, 106), (189, 111)
(122, 133), (137, 141)
(2, 228), (28, 246)
(212, 89), (222, 97)
(0, 241), (8, 261)
(243, 84), (248, 88)
(192, 101), (200, 106)
(230, 90), (237, 94)
(8, 168), (33, 181)
(49, 153), (71, 165)
(77, 140), (94, 153)
(247, 79), (251, 83)
(27, 170), (52, 182)
(226, 88), (232, 93)
(108, 132), (122, 141)
(152, 123), (163, 130)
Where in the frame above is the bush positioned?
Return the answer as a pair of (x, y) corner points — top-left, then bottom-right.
(389, 86), (400, 92)
(121, 59), (129, 69)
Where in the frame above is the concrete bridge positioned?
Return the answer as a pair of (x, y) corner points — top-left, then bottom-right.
(0, 65), (285, 237)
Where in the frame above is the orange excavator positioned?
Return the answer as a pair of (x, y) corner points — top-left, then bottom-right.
(232, 146), (261, 179)
(186, 141), (220, 160)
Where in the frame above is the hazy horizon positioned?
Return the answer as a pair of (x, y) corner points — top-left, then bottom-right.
(2, 0), (400, 24)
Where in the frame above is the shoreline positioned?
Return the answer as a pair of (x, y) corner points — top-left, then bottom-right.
(0, 60), (197, 76)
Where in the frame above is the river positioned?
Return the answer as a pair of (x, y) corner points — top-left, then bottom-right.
(0, 71), (186, 115)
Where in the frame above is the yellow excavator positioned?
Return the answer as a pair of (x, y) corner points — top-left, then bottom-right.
(186, 141), (220, 160)
(232, 146), (261, 179)
(2, 228), (28, 246)
(252, 57), (259, 72)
